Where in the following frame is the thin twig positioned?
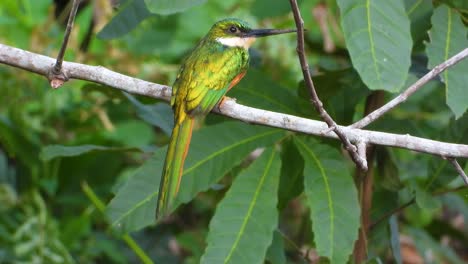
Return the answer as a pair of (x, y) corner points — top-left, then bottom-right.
(370, 185), (468, 229)
(1, 43), (468, 158)
(370, 198), (414, 230)
(50, 0), (81, 88)
(288, 0), (367, 171)
(351, 48), (468, 129)
(447, 157), (468, 185)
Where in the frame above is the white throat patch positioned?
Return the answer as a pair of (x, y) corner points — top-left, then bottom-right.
(216, 37), (256, 49)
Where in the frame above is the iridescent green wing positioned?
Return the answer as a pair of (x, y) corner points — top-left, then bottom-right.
(180, 44), (249, 116)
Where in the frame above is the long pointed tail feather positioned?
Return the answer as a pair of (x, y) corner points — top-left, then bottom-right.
(156, 117), (194, 219)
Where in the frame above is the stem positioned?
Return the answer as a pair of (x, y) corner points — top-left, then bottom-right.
(351, 48), (468, 129)
(53, 0), (81, 74)
(288, 0), (367, 171)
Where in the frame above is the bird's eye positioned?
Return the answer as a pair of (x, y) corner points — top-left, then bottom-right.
(229, 26), (238, 33)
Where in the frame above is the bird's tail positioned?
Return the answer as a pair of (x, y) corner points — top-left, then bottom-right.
(156, 117), (194, 219)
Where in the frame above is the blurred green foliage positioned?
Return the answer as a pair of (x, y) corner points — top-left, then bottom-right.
(0, 0), (467, 263)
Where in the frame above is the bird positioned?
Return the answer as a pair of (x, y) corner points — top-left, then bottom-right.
(156, 18), (296, 218)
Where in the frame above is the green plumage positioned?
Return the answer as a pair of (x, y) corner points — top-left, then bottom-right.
(156, 19), (250, 218)
(155, 18), (295, 218)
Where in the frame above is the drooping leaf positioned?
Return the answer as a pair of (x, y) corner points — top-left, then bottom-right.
(388, 215), (402, 264)
(294, 137), (360, 263)
(144, 0), (207, 15)
(404, 0), (433, 51)
(40, 144), (144, 161)
(124, 93), (174, 136)
(278, 138), (304, 210)
(97, 0), (152, 39)
(426, 4), (468, 118)
(266, 230), (287, 264)
(337, 0), (412, 92)
(200, 147), (280, 264)
(107, 122), (284, 232)
(230, 69), (304, 116)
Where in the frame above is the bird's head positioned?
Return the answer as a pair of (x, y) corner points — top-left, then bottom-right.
(206, 18), (296, 49)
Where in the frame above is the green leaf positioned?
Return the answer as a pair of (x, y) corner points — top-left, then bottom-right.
(230, 69), (304, 116)
(106, 150), (163, 233)
(107, 122), (284, 232)
(294, 137), (360, 263)
(251, 0), (292, 19)
(0, 117), (40, 170)
(388, 215), (402, 264)
(144, 0), (207, 15)
(175, 124), (284, 206)
(104, 120), (155, 147)
(200, 147), (280, 264)
(278, 138), (304, 210)
(375, 148), (402, 191)
(40, 144), (144, 161)
(124, 93), (174, 136)
(308, 68), (370, 124)
(414, 185), (441, 212)
(97, 0), (152, 39)
(406, 228), (465, 264)
(266, 230), (287, 264)
(425, 115), (468, 190)
(404, 0), (433, 51)
(337, 0), (412, 92)
(426, 5), (468, 118)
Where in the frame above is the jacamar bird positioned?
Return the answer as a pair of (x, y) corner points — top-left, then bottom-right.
(156, 18), (296, 218)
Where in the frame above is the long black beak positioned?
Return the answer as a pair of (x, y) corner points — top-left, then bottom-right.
(243, 28), (297, 38)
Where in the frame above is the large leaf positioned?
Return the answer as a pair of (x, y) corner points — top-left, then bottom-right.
(200, 147), (280, 264)
(124, 93), (174, 136)
(294, 137), (360, 263)
(278, 138), (304, 210)
(107, 122), (284, 232)
(229, 69), (304, 116)
(97, 0), (152, 39)
(40, 144), (144, 161)
(426, 5), (468, 118)
(265, 230), (287, 264)
(175, 123), (284, 206)
(144, 0), (207, 15)
(337, 0), (412, 92)
(404, 0), (433, 51)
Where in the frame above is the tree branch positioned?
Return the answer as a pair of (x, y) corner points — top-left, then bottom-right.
(288, 0), (368, 171)
(447, 158), (468, 185)
(50, 0), (81, 88)
(351, 48), (468, 129)
(1, 43), (468, 159)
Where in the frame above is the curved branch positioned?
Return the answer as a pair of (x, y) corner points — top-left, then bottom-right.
(1, 43), (468, 159)
(351, 48), (468, 129)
